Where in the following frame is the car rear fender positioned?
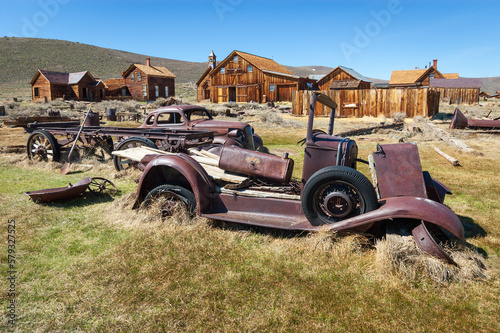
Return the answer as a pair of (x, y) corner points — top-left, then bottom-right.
(324, 196), (464, 240)
(133, 153), (215, 214)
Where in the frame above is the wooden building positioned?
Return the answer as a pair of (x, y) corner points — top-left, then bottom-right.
(122, 58), (176, 101)
(104, 78), (131, 100)
(389, 66), (445, 88)
(429, 78), (482, 104)
(196, 50), (314, 103)
(315, 66), (372, 91)
(31, 70), (105, 102)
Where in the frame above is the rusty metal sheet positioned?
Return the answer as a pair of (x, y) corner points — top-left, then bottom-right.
(25, 177), (91, 203)
(219, 146), (294, 183)
(373, 143), (427, 199)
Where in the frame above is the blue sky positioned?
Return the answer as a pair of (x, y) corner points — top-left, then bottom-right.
(1, 0), (499, 79)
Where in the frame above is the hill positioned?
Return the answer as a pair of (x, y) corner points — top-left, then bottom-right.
(0, 37), (334, 100)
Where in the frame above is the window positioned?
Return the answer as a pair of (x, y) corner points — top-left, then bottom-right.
(130, 73), (135, 81)
(233, 55), (238, 63)
(165, 86), (169, 97)
(430, 73), (435, 79)
(137, 72), (142, 81)
(158, 112), (183, 124)
(142, 84), (147, 97)
(221, 67), (225, 74)
(34, 87), (39, 97)
(270, 84), (275, 92)
(122, 88), (127, 96)
(155, 85), (159, 97)
(247, 65), (253, 72)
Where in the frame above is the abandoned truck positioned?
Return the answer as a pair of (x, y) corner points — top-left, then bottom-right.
(130, 93), (464, 263)
(26, 104), (263, 171)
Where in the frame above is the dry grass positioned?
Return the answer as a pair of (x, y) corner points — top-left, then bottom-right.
(1, 102), (500, 332)
(375, 235), (489, 286)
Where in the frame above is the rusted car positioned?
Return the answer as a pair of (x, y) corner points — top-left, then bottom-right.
(139, 105), (263, 151)
(132, 93), (464, 263)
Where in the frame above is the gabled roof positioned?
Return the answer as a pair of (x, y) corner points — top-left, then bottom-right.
(196, 67), (213, 86)
(104, 78), (127, 90)
(213, 50), (295, 76)
(123, 63), (176, 78)
(389, 67), (444, 85)
(429, 78), (482, 89)
(31, 70), (94, 85)
(316, 66), (372, 86)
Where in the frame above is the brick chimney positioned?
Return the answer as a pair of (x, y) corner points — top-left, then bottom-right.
(433, 59), (437, 69)
(146, 57), (151, 66)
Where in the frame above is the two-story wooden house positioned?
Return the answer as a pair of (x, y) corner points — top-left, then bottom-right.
(31, 70), (105, 102)
(197, 50), (314, 103)
(121, 58), (176, 101)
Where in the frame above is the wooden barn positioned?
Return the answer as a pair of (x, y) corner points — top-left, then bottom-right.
(31, 70), (105, 102)
(315, 66), (372, 90)
(196, 50), (314, 103)
(122, 58), (176, 101)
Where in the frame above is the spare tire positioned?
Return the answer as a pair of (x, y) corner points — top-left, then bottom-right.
(302, 166), (378, 227)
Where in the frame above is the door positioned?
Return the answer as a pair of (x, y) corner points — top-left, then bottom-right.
(228, 87), (236, 102)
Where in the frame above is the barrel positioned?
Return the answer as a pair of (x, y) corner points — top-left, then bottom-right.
(84, 111), (101, 127)
(105, 108), (117, 121)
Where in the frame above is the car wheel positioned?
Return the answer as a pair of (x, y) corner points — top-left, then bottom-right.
(302, 166), (378, 227)
(143, 184), (196, 218)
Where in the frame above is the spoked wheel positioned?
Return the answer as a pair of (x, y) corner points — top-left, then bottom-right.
(88, 177), (118, 196)
(143, 184), (196, 218)
(113, 137), (158, 171)
(302, 166), (378, 228)
(27, 130), (61, 162)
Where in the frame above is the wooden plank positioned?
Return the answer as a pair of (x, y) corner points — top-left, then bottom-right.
(219, 187), (300, 200)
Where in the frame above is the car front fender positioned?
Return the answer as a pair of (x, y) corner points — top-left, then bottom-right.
(132, 153), (215, 213)
(324, 196), (464, 239)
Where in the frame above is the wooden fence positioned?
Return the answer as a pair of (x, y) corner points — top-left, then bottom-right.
(434, 88), (479, 105)
(292, 88), (440, 118)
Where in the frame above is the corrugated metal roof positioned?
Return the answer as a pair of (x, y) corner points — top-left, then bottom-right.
(68, 71), (88, 84)
(338, 66), (372, 83)
(261, 69), (300, 79)
(430, 78), (482, 88)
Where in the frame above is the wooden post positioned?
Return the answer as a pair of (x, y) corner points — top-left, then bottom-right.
(434, 147), (460, 166)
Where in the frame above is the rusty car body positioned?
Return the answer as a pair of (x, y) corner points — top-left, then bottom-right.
(132, 93), (465, 263)
(140, 105), (263, 151)
(450, 108), (500, 129)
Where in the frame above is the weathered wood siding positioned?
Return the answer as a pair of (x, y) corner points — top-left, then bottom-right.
(124, 68), (147, 100)
(434, 88), (479, 105)
(32, 75), (53, 101)
(292, 88), (440, 118)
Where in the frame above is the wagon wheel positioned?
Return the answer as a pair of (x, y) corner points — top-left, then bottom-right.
(113, 137), (158, 171)
(88, 177), (117, 196)
(27, 130), (61, 162)
(94, 136), (114, 160)
(301, 166), (378, 229)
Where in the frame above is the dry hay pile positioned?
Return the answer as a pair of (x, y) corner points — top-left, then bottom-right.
(375, 235), (489, 285)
